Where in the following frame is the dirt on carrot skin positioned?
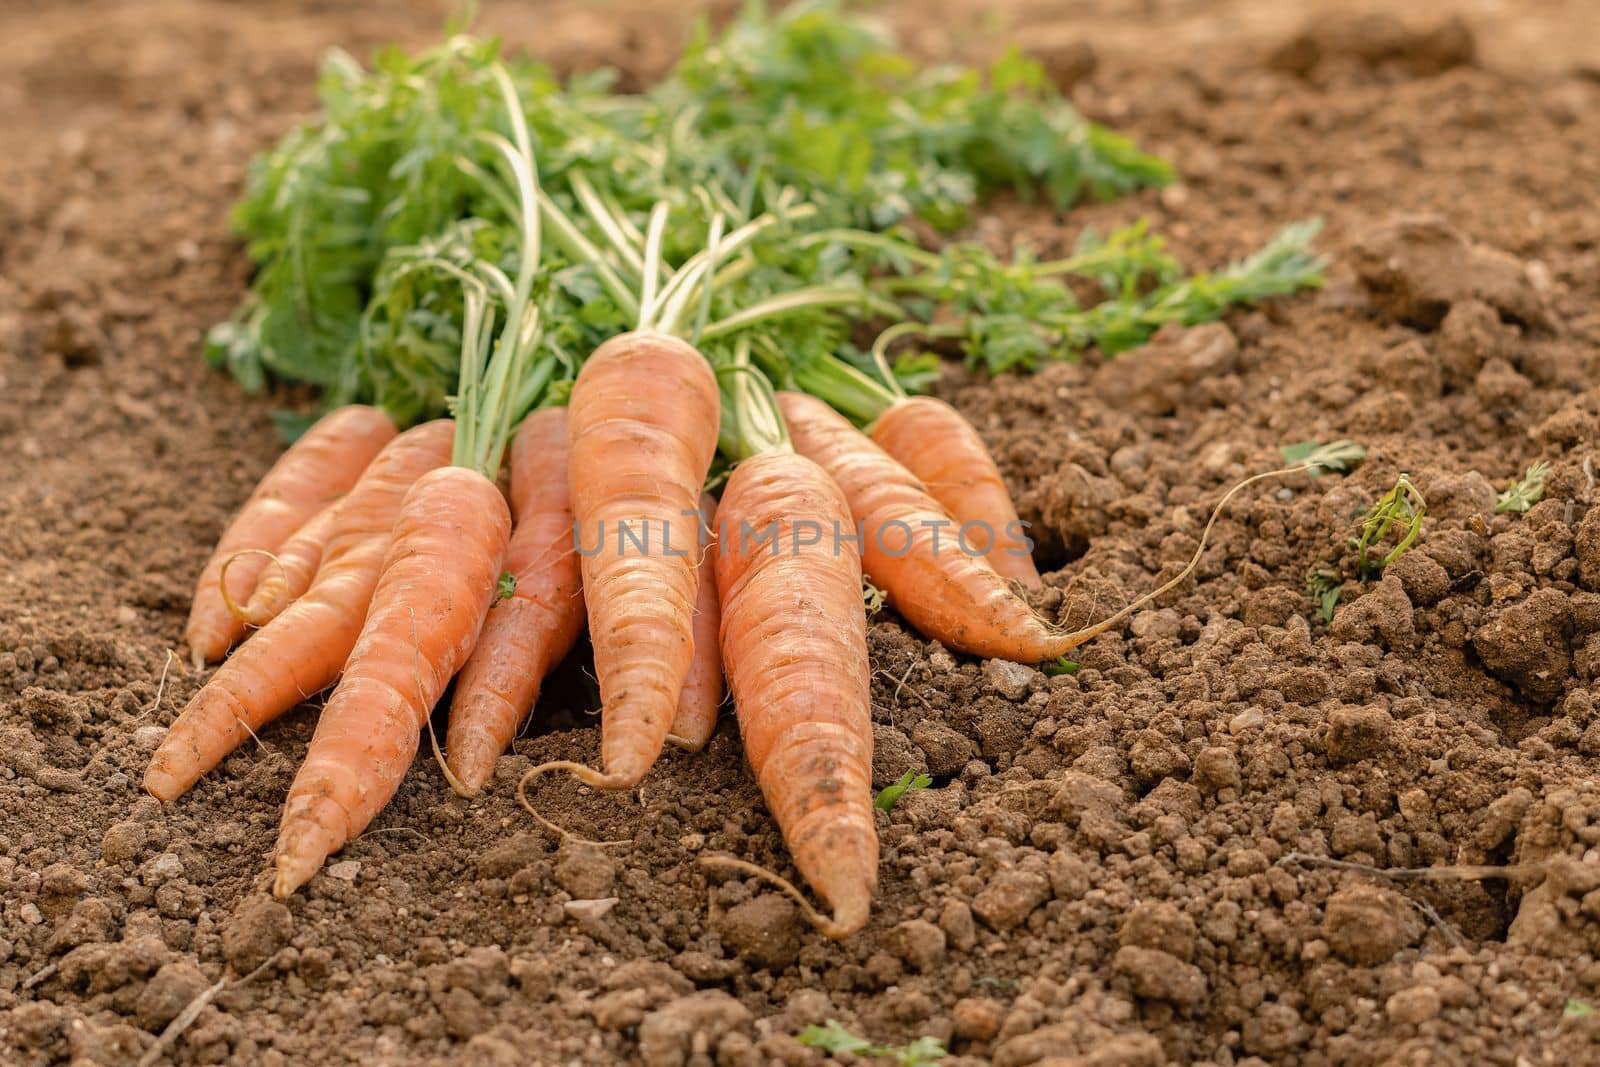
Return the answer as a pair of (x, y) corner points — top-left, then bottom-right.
(3, 1), (1600, 1065)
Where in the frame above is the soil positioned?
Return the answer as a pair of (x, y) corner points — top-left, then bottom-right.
(3, 1), (1600, 1065)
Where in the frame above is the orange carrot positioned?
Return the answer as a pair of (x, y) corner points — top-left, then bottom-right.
(714, 449), (876, 936)
(186, 405), (395, 666)
(667, 492), (724, 752)
(230, 500), (342, 628)
(779, 391), (1082, 662)
(561, 331), (720, 788)
(273, 464), (510, 895)
(444, 408), (585, 794)
(870, 396), (1042, 587)
(144, 420), (454, 802)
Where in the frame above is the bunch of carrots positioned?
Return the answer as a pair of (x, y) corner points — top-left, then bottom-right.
(144, 8), (1337, 938)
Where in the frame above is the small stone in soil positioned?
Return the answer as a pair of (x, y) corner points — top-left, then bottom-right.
(983, 659), (1038, 701)
(325, 860), (360, 881)
(564, 897), (618, 922)
(132, 726), (168, 751)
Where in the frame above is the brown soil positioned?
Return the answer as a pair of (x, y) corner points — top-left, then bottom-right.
(4, 2), (1600, 1065)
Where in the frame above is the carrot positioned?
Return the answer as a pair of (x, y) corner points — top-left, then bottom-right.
(779, 391), (1089, 662)
(870, 395), (1042, 587)
(144, 419), (454, 802)
(444, 408), (585, 794)
(229, 500), (342, 628)
(666, 492), (724, 752)
(185, 405), (396, 666)
(558, 331), (720, 788)
(713, 449), (876, 937)
(272, 465), (510, 895)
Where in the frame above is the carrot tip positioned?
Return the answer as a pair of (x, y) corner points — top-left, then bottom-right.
(142, 769), (180, 805)
(272, 838), (332, 899)
(698, 854), (867, 940)
(664, 732), (709, 754)
(424, 711), (478, 799)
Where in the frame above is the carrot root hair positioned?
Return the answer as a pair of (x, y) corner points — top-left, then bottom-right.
(698, 854), (861, 940)
(1045, 459), (1321, 652)
(515, 761), (630, 847)
(215, 548), (288, 627)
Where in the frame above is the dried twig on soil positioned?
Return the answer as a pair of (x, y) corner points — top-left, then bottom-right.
(21, 963), (57, 990)
(1409, 896), (1466, 950)
(1280, 852), (1547, 883)
(137, 955), (276, 1067)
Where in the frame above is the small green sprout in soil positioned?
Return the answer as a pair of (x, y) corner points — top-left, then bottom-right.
(1305, 568), (1341, 624)
(1565, 998), (1594, 1020)
(1355, 474), (1426, 580)
(495, 571), (517, 602)
(863, 578), (888, 617)
(1496, 460), (1551, 514)
(976, 976), (1019, 991)
(1281, 438), (1366, 477)
(798, 1020), (947, 1066)
(1043, 656), (1079, 676)
(874, 770), (933, 812)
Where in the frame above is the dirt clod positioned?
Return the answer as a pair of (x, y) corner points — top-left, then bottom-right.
(1350, 214), (1554, 331)
(972, 870), (1051, 930)
(1114, 945), (1208, 1008)
(554, 844), (618, 900)
(135, 960), (211, 1031)
(1473, 587), (1573, 702)
(637, 991), (753, 1067)
(1322, 884), (1424, 965)
(1324, 704), (1394, 765)
(890, 919), (947, 972)
(715, 894), (802, 970)
(221, 896), (292, 973)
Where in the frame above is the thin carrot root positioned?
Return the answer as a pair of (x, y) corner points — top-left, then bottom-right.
(216, 549), (288, 626)
(425, 696), (472, 799)
(1039, 459), (1328, 653)
(522, 759), (634, 792)
(515, 762), (630, 847)
(699, 854), (860, 940)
